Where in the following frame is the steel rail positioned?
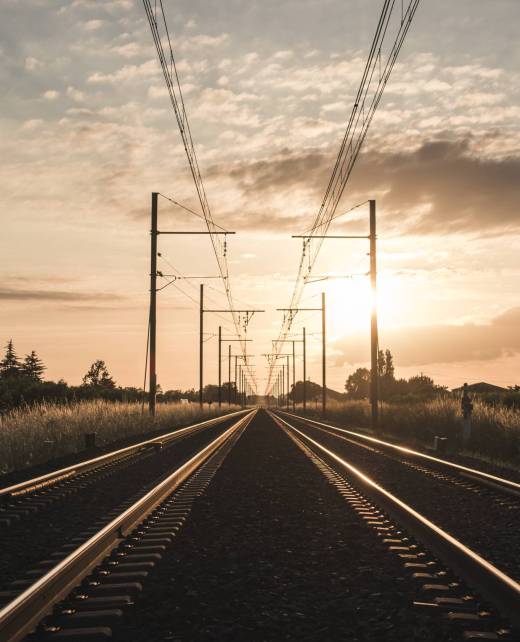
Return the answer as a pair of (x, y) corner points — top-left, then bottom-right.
(1, 409), (249, 499)
(0, 409), (257, 642)
(275, 410), (520, 497)
(271, 411), (520, 630)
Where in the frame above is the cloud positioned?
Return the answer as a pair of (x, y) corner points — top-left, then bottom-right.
(334, 307), (520, 367)
(204, 137), (520, 234)
(83, 19), (104, 31)
(352, 138), (520, 233)
(24, 57), (43, 71)
(66, 86), (85, 102)
(87, 59), (159, 84)
(0, 288), (125, 302)
(42, 90), (59, 100)
(183, 33), (229, 49)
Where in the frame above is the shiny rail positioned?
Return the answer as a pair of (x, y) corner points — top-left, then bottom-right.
(0, 409), (257, 642)
(271, 411), (520, 630)
(1, 408), (249, 499)
(275, 410), (520, 498)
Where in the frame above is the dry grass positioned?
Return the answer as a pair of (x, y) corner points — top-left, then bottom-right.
(0, 400), (239, 475)
(298, 397), (520, 465)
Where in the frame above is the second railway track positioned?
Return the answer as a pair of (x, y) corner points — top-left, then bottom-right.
(274, 411), (520, 579)
(0, 409), (250, 597)
(271, 411), (520, 639)
(0, 408), (257, 641)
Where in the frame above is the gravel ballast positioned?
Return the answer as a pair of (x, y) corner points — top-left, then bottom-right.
(284, 413), (520, 583)
(119, 409), (459, 641)
(0, 416), (241, 595)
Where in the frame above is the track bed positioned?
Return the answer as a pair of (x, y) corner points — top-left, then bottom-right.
(0, 415), (240, 596)
(118, 409), (458, 641)
(281, 413), (520, 582)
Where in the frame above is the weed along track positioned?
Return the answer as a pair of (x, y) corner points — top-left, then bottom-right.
(2, 409), (519, 641)
(275, 411), (520, 584)
(0, 410), (250, 597)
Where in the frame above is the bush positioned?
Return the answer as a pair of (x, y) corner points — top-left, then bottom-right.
(0, 400), (239, 475)
(297, 397), (520, 465)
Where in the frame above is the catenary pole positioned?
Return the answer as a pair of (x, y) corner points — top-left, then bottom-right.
(228, 344), (231, 406)
(292, 340), (296, 412)
(218, 325), (222, 407)
(369, 199), (379, 429)
(322, 291), (327, 417)
(149, 192), (158, 417)
(303, 327), (307, 415)
(199, 284), (204, 407)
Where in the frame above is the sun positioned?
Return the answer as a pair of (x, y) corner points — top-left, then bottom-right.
(326, 273), (401, 340)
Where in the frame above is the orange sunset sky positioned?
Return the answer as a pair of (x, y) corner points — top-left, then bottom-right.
(1, 0), (519, 393)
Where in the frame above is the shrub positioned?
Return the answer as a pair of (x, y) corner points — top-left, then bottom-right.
(296, 397), (520, 465)
(0, 400), (239, 475)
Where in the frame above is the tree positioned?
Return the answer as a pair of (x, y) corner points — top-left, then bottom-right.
(378, 348), (396, 400)
(345, 368), (371, 399)
(406, 374), (441, 396)
(0, 339), (21, 379)
(22, 350), (46, 381)
(82, 360), (116, 389)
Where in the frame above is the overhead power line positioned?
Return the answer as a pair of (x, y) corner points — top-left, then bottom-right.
(267, 0), (421, 394)
(143, 0), (256, 391)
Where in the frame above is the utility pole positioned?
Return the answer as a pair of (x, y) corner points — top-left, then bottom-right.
(147, 193), (233, 413)
(228, 344), (231, 406)
(292, 341), (296, 411)
(218, 325), (222, 407)
(303, 327), (307, 415)
(286, 355), (290, 409)
(234, 355), (238, 404)
(149, 192), (158, 417)
(322, 292), (327, 417)
(369, 199), (379, 430)
(201, 306), (263, 405)
(293, 206), (379, 424)
(276, 302), (325, 416)
(199, 283), (204, 407)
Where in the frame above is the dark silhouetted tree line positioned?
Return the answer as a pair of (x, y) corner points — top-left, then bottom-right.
(0, 340), (242, 412)
(345, 349), (447, 402)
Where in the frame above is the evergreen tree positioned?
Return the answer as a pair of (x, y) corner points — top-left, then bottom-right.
(22, 350), (46, 381)
(0, 339), (21, 379)
(82, 360), (116, 389)
(384, 349), (394, 378)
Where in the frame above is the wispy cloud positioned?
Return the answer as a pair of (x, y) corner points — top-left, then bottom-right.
(334, 307), (520, 367)
(0, 288), (125, 302)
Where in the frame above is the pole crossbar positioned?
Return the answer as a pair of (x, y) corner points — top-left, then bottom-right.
(158, 231), (235, 235)
(292, 235), (368, 239)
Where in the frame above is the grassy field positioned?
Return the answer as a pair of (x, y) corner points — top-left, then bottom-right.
(0, 400), (239, 475)
(295, 397), (520, 466)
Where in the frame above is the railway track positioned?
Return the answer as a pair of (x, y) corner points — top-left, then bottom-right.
(273, 411), (520, 582)
(1, 408), (250, 518)
(275, 410), (520, 499)
(0, 409), (257, 641)
(2, 407), (519, 640)
(271, 410), (520, 639)
(0, 410), (250, 597)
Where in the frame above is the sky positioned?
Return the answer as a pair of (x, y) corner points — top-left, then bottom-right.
(1, 0), (519, 393)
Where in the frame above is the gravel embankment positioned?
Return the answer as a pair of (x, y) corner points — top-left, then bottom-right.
(119, 409), (458, 641)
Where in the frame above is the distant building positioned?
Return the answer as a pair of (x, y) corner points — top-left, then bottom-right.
(452, 382), (507, 394)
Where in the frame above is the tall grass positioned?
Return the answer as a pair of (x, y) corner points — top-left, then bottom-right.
(297, 397), (520, 465)
(0, 400), (239, 476)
